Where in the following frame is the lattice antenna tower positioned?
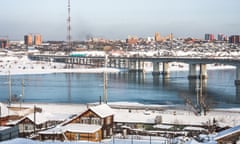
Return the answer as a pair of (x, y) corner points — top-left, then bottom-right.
(67, 0), (71, 52)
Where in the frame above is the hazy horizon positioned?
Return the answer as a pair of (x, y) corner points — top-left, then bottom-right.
(1, 0), (240, 41)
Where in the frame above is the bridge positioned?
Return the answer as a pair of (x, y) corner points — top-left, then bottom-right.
(29, 54), (240, 97)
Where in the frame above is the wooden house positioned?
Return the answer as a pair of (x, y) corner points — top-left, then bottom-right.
(114, 109), (158, 134)
(7, 117), (35, 137)
(66, 104), (114, 139)
(39, 123), (102, 142)
(7, 112), (64, 137)
(64, 124), (102, 142)
(39, 104), (114, 142)
(0, 126), (19, 141)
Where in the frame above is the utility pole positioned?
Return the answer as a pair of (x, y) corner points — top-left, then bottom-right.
(34, 105), (36, 134)
(20, 79), (24, 110)
(8, 71), (11, 106)
(103, 55), (108, 104)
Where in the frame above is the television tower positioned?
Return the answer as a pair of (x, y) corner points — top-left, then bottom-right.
(67, 0), (71, 52)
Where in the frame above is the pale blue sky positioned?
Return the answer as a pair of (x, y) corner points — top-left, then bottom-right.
(0, 0), (240, 41)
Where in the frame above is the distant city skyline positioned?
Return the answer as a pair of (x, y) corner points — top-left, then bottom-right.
(1, 0), (240, 41)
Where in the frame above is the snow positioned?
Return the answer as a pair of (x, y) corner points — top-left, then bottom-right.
(40, 124), (101, 134)
(38, 127), (63, 135)
(185, 139), (201, 144)
(89, 104), (114, 118)
(183, 126), (207, 132)
(113, 105), (240, 127)
(0, 54), (236, 76)
(153, 124), (173, 129)
(0, 53), (238, 144)
(114, 109), (157, 124)
(0, 137), (219, 144)
(0, 55), (122, 76)
(8, 103), (88, 116)
(26, 112), (68, 125)
(0, 126), (11, 131)
(1, 102), (240, 129)
(63, 123), (101, 133)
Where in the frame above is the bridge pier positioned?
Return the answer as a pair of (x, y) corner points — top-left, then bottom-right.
(200, 64), (208, 79)
(65, 58), (72, 69)
(235, 66), (240, 102)
(188, 64), (208, 79)
(137, 60), (144, 72)
(123, 59), (128, 69)
(188, 64), (208, 94)
(162, 62), (169, 78)
(114, 59), (117, 68)
(235, 66), (240, 85)
(128, 60), (137, 72)
(188, 64), (197, 79)
(118, 59), (121, 68)
(188, 64), (197, 92)
(128, 59), (144, 72)
(152, 62), (160, 76)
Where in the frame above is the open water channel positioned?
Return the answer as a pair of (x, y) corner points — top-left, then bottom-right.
(0, 69), (239, 108)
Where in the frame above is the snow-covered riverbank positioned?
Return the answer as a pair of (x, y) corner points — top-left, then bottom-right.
(2, 102), (240, 128)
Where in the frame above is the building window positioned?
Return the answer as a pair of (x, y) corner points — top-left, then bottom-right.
(106, 117), (111, 125)
(104, 130), (106, 137)
(91, 118), (100, 125)
(76, 134), (80, 140)
(25, 125), (28, 130)
(110, 128), (112, 135)
(95, 133), (98, 140)
(81, 117), (90, 124)
(101, 119), (104, 125)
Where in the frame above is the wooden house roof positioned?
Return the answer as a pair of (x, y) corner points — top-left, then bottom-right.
(89, 104), (114, 118)
(39, 124), (101, 135)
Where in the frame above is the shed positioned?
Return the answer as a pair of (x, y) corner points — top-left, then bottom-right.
(0, 126), (19, 141)
(214, 125), (240, 144)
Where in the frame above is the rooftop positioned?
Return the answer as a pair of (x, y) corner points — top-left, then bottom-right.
(39, 124), (101, 135)
(214, 125), (240, 140)
(89, 104), (114, 118)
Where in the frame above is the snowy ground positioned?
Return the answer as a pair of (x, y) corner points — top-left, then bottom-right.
(0, 55), (122, 75)
(1, 136), (217, 144)
(3, 102), (240, 128)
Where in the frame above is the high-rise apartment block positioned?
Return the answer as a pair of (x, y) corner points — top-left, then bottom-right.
(126, 36), (138, 45)
(229, 35), (240, 44)
(155, 32), (161, 42)
(0, 39), (8, 48)
(205, 34), (215, 41)
(169, 33), (173, 41)
(24, 34), (33, 46)
(24, 34), (42, 46)
(217, 33), (226, 41)
(154, 32), (173, 42)
(34, 34), (42, 45)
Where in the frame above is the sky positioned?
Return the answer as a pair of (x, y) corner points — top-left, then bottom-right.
(0, 0), (240, 41)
